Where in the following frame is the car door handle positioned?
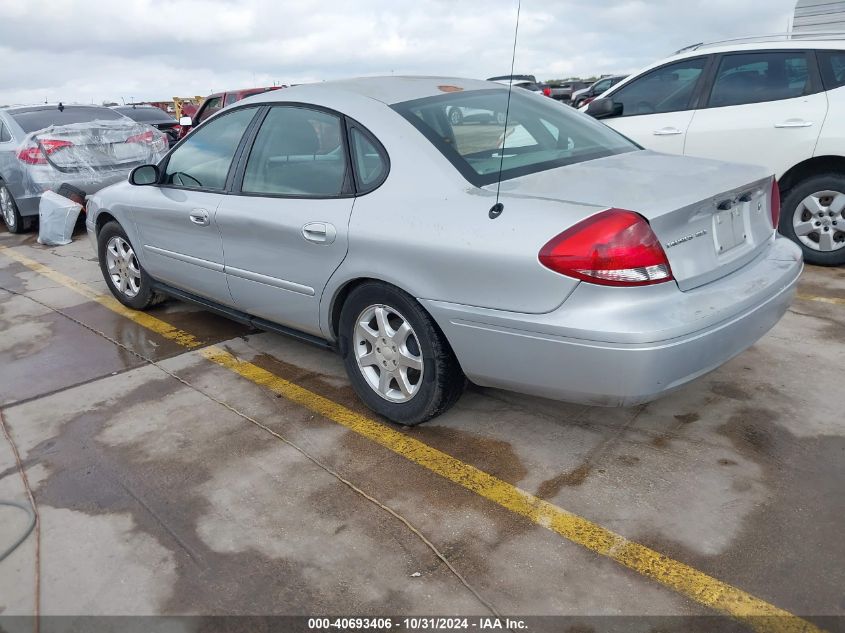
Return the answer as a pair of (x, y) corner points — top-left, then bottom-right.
(302, 222), (336, 244)
(653, 127), (683, 136)
(774, 120), (814, 128)
(189, 209), (210, 226)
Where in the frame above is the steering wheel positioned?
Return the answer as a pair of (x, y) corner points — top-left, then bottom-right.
(172, 172), (202, 188)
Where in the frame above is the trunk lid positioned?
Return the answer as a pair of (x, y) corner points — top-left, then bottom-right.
(29, 120), (167, 173)
(492, 150), (776, 291)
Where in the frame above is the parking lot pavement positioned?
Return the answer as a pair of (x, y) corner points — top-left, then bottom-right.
(0, 228), (843, 631)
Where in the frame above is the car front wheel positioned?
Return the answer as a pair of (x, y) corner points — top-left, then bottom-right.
(339, 282), (465, 425)
(97, 221), (164, 309)
(780, 173), (845, 266)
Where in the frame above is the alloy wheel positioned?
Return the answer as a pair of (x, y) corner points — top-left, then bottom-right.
(105, 236), (142, 298)
(354, 304), (424, 403)
(792, 190), (845, 252)
(0, 187), (16, 230)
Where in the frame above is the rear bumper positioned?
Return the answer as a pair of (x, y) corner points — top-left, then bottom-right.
(422, 236), (802, 407)
(16, 171), (130, 218)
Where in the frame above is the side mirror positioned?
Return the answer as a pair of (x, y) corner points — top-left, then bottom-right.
(129, 164), (160, 186)
(586, 97), (622, 119)
(179, 116), (193, 127)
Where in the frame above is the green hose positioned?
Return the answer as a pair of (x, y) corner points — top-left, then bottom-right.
(0, 499), (36, 562)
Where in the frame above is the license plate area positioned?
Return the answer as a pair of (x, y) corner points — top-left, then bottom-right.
(713, 206), (747, 254)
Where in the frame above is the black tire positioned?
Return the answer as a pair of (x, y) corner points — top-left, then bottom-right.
(448, 107), (463, 126)
(780, 172), (845, 266)
(338, 282), (466, 426)
(97, 221), (164, 310)
(0, 185), (29, 234)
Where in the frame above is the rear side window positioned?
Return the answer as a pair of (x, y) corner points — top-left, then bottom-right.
(241, 106), (347, 197)
(708, 52), (811, 108)
(349, 127), (387, 191)
(818, 50), (845, 90)
(0, 121), (11, 143)
(163, 107), (257, 190)
(10, 106), (125, 133)
(610, 57), (707, 117)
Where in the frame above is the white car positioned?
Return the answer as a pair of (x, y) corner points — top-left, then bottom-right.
(583, 34), (845, 265)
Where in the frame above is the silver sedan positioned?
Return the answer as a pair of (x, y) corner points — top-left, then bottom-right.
(86, 76), (802, 425)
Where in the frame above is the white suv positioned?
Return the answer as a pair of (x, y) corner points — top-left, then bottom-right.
(584, 34), (845, 265)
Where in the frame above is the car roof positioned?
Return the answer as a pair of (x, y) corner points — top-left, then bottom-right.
(247, 76), (500, 106)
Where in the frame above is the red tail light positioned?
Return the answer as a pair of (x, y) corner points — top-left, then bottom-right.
(539, 209), (674, 286)
(126, 130), (156, 144)
(543, 86), (552, 97)
(17, 139), (73, 165)
(770, 179), (781, 230)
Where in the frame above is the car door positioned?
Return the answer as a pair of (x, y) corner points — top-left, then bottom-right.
(216, 105), (362, 336)
(684, 50), (827, 178)
(131, 106), (259, 304)
(599, 56), (711, 154)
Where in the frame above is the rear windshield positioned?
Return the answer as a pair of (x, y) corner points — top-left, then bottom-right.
(392, 88), (638, 187)
(10, 107), (125, 133)
(113, 107), (174, 123)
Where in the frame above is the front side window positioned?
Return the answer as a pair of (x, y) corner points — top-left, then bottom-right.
(593, 78), (613, 94)
(610, 57), (708, 117)
(708, 52), (810, 108)
(241, 106), (347, 196)
(393, 88), (637, 187)
(197, 97), (223, 123)
(163, 107), (257, 190)
(818, 50), (845, 90)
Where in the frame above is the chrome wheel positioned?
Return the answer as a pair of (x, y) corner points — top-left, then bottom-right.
(0, 186), (16, 230)
(105, 236), (142, 298)
(354, 304), (424, 403)
(792, 190), (845, 252)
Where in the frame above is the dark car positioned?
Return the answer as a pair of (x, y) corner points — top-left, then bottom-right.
(572, 75), (628, 109)
(547, 80), (591, 102)
(112, 105), (181, 147)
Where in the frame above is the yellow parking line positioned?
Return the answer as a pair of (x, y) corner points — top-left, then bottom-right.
(0, 244), (823, 633)
(0, 246), (202, 348)
(796, 293), (845, 307)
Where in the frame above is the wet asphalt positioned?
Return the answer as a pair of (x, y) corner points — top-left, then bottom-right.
(0, 226), (843, 631)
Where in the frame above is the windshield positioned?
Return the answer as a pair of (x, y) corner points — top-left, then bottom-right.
(392, 89), (638, 187)
(11, 106), (126, 133)
(114, 107), (174, 123)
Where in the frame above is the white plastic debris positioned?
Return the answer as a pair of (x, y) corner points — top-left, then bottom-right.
(37, 190), (83, 246)
(410, 572), (421, 577)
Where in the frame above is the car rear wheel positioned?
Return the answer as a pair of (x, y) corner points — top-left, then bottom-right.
(448, 108), (463, 126)
(495, 111), (507, 125)
(339, 282), (465, 426)
(97, 221), (164, 310)
(780, 174), (845, 266)
(0, 186), (27, 234)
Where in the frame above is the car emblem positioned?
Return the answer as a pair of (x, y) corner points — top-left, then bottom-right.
(665, 229), (707, 249)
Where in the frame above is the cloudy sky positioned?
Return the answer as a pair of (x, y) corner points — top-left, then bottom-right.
(0, 0), (798, 106)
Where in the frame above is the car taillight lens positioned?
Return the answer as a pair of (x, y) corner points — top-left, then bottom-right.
(539, 209), (674, 286)
(17, 139), (73, 165)
(543, 87), (552, 97)
(126, 130), (156, 144)
(770, 179), (781, 230)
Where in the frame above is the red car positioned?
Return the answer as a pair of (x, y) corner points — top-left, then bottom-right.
(177, 86), (285, 138)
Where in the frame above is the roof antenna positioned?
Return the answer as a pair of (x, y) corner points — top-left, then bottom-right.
(490, 0), (521, 220)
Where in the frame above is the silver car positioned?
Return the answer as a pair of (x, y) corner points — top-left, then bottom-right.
(85, 76), (802, 425)
(0, 104), (167, 233)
